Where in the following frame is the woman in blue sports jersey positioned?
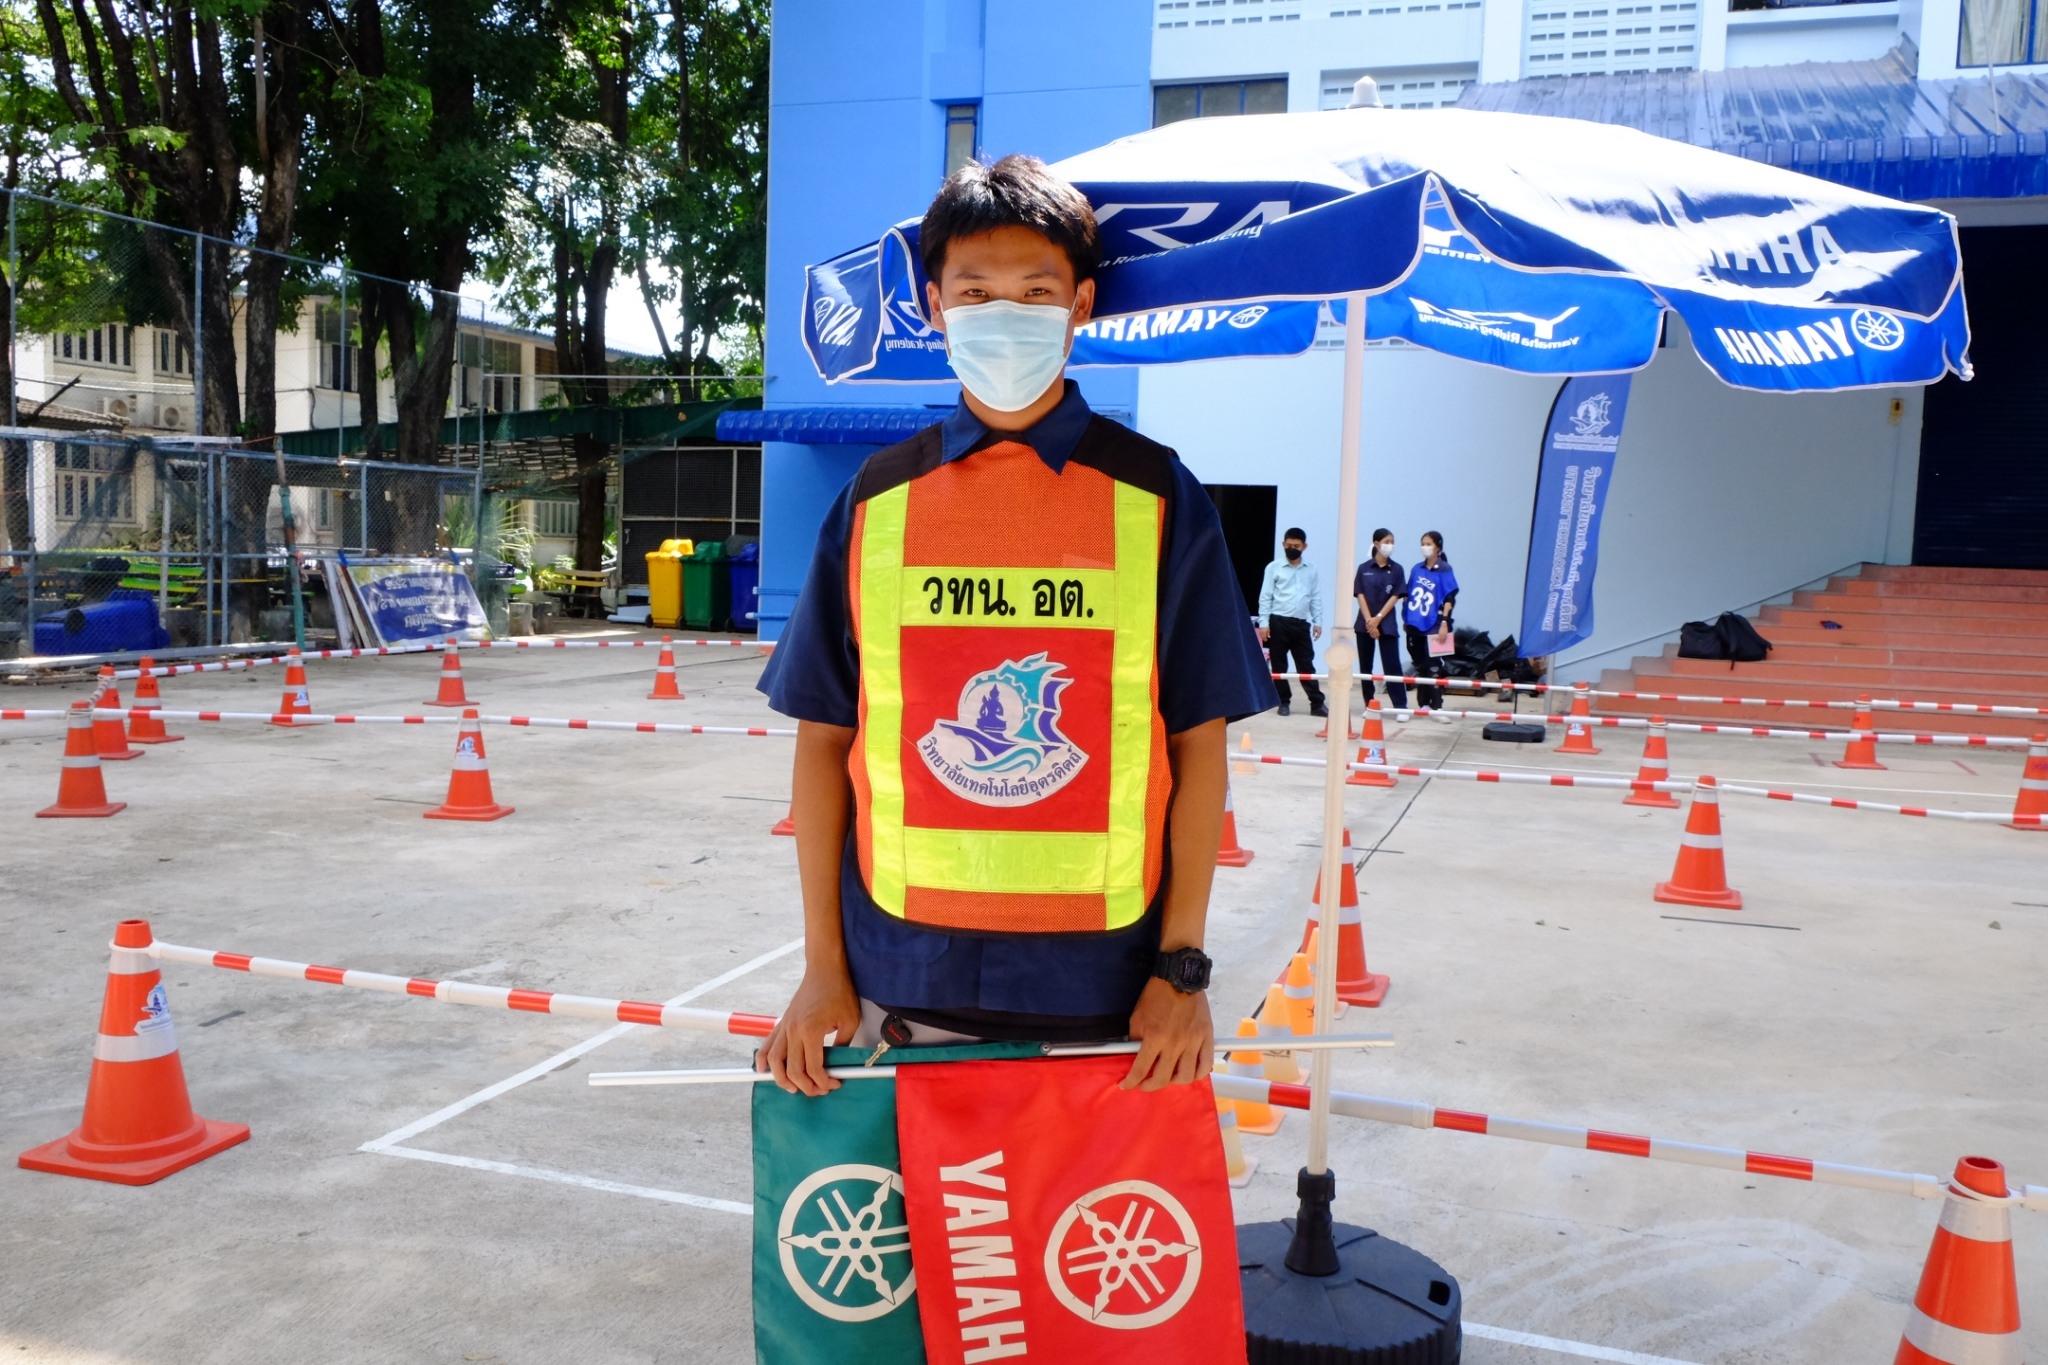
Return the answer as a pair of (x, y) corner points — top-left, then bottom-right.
(1402, 530), (1459, 722)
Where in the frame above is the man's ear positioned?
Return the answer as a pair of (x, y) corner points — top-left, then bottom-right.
(924, 280), (945, 334)
(1070, 278), (1096, 327)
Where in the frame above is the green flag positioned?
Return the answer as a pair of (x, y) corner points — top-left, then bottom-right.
(752, 1042), (1039, 1365)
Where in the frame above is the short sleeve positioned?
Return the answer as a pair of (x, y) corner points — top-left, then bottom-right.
(757, 480), (861, 727)
(1156, 461), (1276, 733)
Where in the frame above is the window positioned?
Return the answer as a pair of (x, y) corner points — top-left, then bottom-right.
(1529, 0), (1692, 72)
(315, 303), (358, 392)
(57, 325), (132, 370)
(944, 104), (979, 179)
(534, 346), (560, 404)
(1153, 78), (1287, 126)
(1959, 0), (2045, 63)
(532, 500), (578, 538)
(155, 329), (191, 377)
(53, 446), (134, 523)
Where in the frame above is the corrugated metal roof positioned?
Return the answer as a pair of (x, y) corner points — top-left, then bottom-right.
(1457, 47), (2048, 201)
(715, 405), (946, 444)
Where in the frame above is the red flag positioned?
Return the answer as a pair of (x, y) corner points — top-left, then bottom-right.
(897, 1055), (1247, 1365)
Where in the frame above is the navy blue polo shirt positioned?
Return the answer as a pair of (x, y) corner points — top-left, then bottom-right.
(758, 382), (1272, 1038)
(1352, 557), (1408, 627)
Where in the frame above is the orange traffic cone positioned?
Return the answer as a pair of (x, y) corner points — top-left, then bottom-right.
(425, 638), (472, 707)
(1233, 729), (1256, 776)
(1217, 777), (1255, 867)
(1315, 705), (1360, 740)
(38, 702), (126, 818)
(1556, 680), (1600, 754)
(1226, 1018), (1282, 1136)
(127, 660), (183, 744)
(1282, 953), (1315, 1036)
(2009, 734), (2047, 831)
(18, 919), (247, 1184)
(1893, 1156), (2021, 1365)
(1217, 1094), (1255, 1187)
(91, 667), (142, 761)
(647, 636), (685, 701)
(1834, 695), (1886, 770)
(1346, 699), (1396, 788)
(424, 709), (514, 821)
(1624, 717), (1681, 809)
(269, 648), (313, 727)
(1301, 830), (1389, 1007)
(1257, 983), (1301, 1085)
(1653, 775), (1741, 909)
(771, 807), (796, 837)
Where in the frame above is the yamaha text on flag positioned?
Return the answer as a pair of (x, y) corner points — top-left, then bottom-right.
(897, 1055), (1247, 1365)
(1520, 375), (1631, 659)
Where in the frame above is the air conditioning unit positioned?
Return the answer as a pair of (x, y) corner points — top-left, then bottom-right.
(105, 396), (133, 422)
(157, 405), (185, 430)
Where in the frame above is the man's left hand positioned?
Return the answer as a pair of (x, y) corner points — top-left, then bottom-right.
(1121, 977), (1214, 1091)
(1312, 625), (1323, 641)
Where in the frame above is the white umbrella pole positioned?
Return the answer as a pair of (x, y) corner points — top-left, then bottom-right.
(1307, 293), (1368, 1177)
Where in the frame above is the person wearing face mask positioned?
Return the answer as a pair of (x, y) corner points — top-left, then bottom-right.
(1256, 529), (1327, 719)
(1403, 530), (1460, 722)
(1352, 529), (1409, 722)
(755, 155), (1272, 1101)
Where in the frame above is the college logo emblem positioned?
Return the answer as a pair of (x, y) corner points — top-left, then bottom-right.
(1044, 1180), (1203, 1329)
(136, 983), (174, 1033)
(1850, 308), (1904, 352)
(1569, 391), (1612, 436)
(777, 1163), (916, 1322)
(918, 653), (1088, 807)
(811, 295), (863, 348)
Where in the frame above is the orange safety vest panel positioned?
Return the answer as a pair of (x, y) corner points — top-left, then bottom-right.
(849, 433), (1172, 933)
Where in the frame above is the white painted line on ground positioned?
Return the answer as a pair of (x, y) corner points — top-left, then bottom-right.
(1464, 1321), (1703, 1365)
(358, 936), (803, 1153)
(373, 1144), (751, 1216)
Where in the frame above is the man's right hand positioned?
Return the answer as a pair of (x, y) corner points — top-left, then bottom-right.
(760, 968), (861, 1097)
(1256, 626), (1269, 645)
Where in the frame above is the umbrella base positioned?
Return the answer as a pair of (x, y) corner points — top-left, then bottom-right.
(1241, 1168), (1462, 1363)
(1482, 721), (1547, 743)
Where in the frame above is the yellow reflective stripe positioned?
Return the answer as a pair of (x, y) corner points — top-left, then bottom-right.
(899, 568), (1116, 628)
(859, 484), (911, 914)
(904, 828), (1107, 890)
(1103, 482), (1160, 925)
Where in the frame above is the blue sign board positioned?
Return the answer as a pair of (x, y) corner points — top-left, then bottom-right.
(1519, 375), (1631, 659)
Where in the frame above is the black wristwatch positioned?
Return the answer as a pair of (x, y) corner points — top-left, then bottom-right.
(1153, 946), (1213, 995)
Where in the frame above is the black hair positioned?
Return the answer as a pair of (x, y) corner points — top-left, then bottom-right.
(1283, 527), (1307, 543)
(1421, 530), (1445, 557)
(920, 155), (1101, 286)
(1370, 527), (1391, 544)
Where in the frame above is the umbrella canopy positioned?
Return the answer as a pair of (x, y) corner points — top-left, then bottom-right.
(803, 107), (1971, 393)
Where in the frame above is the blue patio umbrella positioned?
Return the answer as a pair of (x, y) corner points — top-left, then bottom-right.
(796, 102), (1972, 1356)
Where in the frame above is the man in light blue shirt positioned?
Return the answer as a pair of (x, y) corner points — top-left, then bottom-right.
(1256, 527), (1326, 718)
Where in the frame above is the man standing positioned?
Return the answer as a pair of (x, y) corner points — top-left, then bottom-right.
(1258, 527), (1326, 718)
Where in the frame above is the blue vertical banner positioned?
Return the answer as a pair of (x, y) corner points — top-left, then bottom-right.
(1519, 375), (1631, 659)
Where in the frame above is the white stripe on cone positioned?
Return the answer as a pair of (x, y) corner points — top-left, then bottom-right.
(1900, 1310), (2021, 1365)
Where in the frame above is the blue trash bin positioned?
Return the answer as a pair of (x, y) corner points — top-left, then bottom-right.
(725, 541), (760, 634)
(34, 590), (169, 656)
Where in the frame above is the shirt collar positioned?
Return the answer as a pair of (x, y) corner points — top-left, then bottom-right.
(939, 380), (1094, 471)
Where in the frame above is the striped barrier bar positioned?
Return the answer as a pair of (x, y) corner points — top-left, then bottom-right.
(1240, 750), (2025, 823)
(1278, 672), (2048, 718)
(5, 708), (801, 739)
(1208, 1074), (2048, 1212)
(114, 637), (774, 679)
(1716, 782), (2040, 826)
(1393, 708), (2031, 749)
(147, 938), (779, 1038)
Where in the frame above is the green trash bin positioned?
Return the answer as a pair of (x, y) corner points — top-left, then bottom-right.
(680, 539), (728, 630)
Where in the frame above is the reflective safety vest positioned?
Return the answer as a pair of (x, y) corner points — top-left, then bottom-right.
(849, 427), (1172, 934)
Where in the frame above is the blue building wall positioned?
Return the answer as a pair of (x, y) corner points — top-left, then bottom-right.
(757, 0), (1151, 639)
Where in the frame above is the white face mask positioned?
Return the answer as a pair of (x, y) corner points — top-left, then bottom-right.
(942, 299), (1074, 412)
(1374, 542), (1391, 559)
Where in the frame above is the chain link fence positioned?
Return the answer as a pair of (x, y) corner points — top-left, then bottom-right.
(0, 430), (474, 658)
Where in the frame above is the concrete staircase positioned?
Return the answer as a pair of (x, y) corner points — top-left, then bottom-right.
(1599, 565), (2048, 739)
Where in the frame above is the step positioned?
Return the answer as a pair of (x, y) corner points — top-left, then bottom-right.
(1767, 639), (2048, 667)
(1857, 564), (2048, 587)
(1761, 606), (2048, 637)
(1829, 579), (2048, 606)
(1659, 656), (2048, 697)
(1751, 623), (2048, 655)
(1793, 590), (2048, 621)
(1597, 686), (2045, 738)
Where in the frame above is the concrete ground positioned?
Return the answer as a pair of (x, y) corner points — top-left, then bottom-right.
(2, 637), (2042, 1365)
